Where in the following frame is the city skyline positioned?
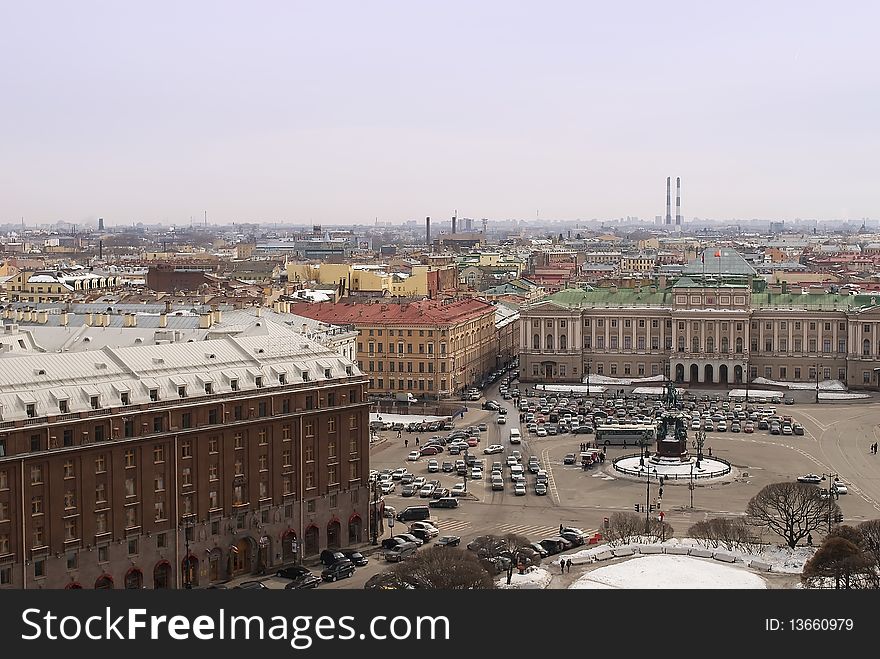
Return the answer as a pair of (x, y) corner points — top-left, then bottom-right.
(2, 1), (879, 224)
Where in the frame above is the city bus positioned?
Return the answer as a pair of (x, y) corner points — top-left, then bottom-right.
(594, 423), (657, 446)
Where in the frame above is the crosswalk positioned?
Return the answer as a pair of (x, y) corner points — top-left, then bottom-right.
(414, 517), (599, 542)
(431, 518), (472, 534)
(496, 522), (581, 539)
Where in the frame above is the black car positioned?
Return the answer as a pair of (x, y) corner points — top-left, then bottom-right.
(409, 528), (434, 543)
(381, 537), (407, 551)
(321, 559), (355, 582)
(320, 550), (346, 566)
(276, 565), (311, 580)
(437, 535), (461, 547)
(235, 580), (268, 589)
(343, 551), (369, 567)
(560, 530), (585, 546)
(284, 572), (322, 589)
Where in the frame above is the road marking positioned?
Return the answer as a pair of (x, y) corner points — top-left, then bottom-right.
(496, 523), (598, 540)
(540, 446), (561, 505)
(432, 519), (472, 533)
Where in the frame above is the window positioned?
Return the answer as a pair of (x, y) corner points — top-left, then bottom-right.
(794, 367), (801, 380)
(26, 403), (36, 418)
(33, 559), (46, 579)
(258, 454), (268, 471)
(178, 386), (187, 398)
(0, 502), (8, 522)
(234, 459), (244, 476)
(0, 470), (6, 490)
(865, 371), (872, 384)
(128, 538), (139, 555)
(1, 566), (12, 584)
(59, 399), (69, 413)
(94, 425), (104, 442)
(181, 467), (192, 487)
(95, 482), (107, 504)
(63, 460), (74, 479)
(154, 473), (165, 491)
(97, 545), (109, 563)
(125, 507), (138, 528)
(64, 518), (77, 541)
(209, 490), (219, 510)
(124, 450), (136, 468)
(0, 532), (9, 555)
(149, 388), (159, 402)
(208, 408), (218, 424)
(208, 437), (218, 453)
(204, 382), (213, 395)
(31, 495), (43, 515)
(120, 392), (130, 405)
(255, 376), (263, 389)
(838, 338), (847, 354)
(30, 465), (43, 485)
(181, 441), (192, 458)
(30, 434), (41, 452)
(125, 477), (136, 497)
(609, 364), (617, 375)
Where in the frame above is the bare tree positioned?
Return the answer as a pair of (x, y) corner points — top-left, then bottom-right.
(688, 520), (718, 549)
(856, 519), (880, 588)
(746, 482), (838, 549)
(645, 518), (674, 543)
(802, 535), (874, 589)
(689, 517), (762, 553)
(390, 547), (495, 589)
(605, 512), (645, 546)
(467, 533), (538, 583)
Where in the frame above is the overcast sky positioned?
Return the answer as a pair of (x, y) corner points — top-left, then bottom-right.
(1, 1), (878, 226)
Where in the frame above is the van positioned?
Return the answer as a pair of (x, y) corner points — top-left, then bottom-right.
(396, 505), (431, 522)
(384, 541), (418, 562)
(509, 428), (522, 444)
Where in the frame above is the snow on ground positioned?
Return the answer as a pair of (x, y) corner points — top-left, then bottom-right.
(752, 377), (847, 391)
(631, 386), (686, 395)
(370, 413), (449, 424)
(727, 389), (782, 400)
(496, 567), (552, 589)
(561, 538), (813, 574)
(818, 392), (871, 400)
(570, 555), (768, 589)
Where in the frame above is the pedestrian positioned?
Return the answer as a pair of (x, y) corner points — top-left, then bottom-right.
(708, 447), (712, 457)
(404, 438), (408, 447)
(560, 561), (565, 574)
(415, 437), (420, 446)
(559, 523), (564, 534)
(807, 533), (813, 546)
(567, 559), (572, 573)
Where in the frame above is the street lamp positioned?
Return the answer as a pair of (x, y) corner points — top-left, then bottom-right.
(815, 363), (821, 404)
(370, 480), (380, 545)
(744, 359), (750, 403)
(463, 449), (469, 493)
(643, 465), (657, 534)
(689, 462), (695, 509)
(585, 359), (592, 398)
(821, 472), (840, 535)
(182, 518), (194, 589)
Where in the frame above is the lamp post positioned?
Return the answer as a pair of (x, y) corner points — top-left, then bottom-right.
(585, 359), (592, 398)
(463, 449), (469, 493)
(182, 518), (193, 589)
(815, 363), (820, 404)
(822, 472), (840, 535)
(689, 462), (694, 509)
(370, 480), (379, 545)
(694, 430), (705, 469)
(744, 359), (750, 403)
(644, 466), (657, 534)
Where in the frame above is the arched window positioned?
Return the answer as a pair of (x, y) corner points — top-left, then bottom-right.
(721, 336), (729, 353)
(706, 336), (715, 353)
(546, 334), (554, 350)
(863, 339), (871, 356)
(691, 336), (700, 353)
(559, 335), (567, 350)
(735, 337), (743, 353)
(533, 334), (540, 350)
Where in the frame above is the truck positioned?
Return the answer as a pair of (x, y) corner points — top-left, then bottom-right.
(395, 393), (418, 404)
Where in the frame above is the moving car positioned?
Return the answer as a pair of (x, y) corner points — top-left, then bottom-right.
(320, 550), (346, 566)
(441, 461), (454, 472)
(450, 483), (467, 496)
(420, 445), (441, 456)
(321, 559), (355, 582)
(384, 542), (418, 562)
(792, 423), (805, 435)
(437, 535), (461, 547)
(393, 533), (424, 547)
(563, 453), (576, 465)
(407, 451), (421, 461)
(401, 484), (418, 497)
(343, 550), (369, 566)
(235, 580), (268, 589)
(276, 565), (313, 581)
(429, 496), (460, 509)
(380, 481), (395, 494)
(796, 473), (823, 484)
(535, 482), (548, 495)
(496, 416), (507, 424)
(514, 483), (527, 496)
(419, 484), (436, 497)
(832, 480), (848, 495)
(483, 444), (504, 454)
(284, 572), (322, 589)
(391, 468), (408, 480)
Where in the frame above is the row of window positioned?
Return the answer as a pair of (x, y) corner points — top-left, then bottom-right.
(362, 360), (444, 373)
(360, 342), (444, 355)
(364, 328), (436, 337)
(369, 379), (441, 391)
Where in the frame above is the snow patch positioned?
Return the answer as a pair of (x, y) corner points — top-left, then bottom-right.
(818, 392), (871, 400)
(752, 377), (847, 391)
(370, 413), (449, 424)
(570, 555), (767, 589)
(497, 567), (552, 589)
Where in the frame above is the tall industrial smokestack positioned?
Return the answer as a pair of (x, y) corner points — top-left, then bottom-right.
(452, 212), (457, 235)
(675, 177), (681, 226)
(665, 177), (671, 225)
(426, 216), (431, 245)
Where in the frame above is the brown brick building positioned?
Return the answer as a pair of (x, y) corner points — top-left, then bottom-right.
(0, 334), (369, 589)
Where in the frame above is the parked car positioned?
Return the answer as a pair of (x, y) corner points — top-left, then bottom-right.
(529, 542), (549, 558)
(483, 444), (504, 454)
(420, 445), (441, 456)
(431, 487), (451, 499)
(384, 542), (418, 562)
(401, 484), (418, 497)
(284, 572), (322, 589)
(781, 424), (793, 435)
(235, 580), (268, 589)
(832, 480), (848, 495)
(793, 423), (805, 435)
(429, 496), (460, 508)
(426, 459), (439, 473)
(450, 483), (467, 496)
(535, 482), (548, 495)
(320, 550), (346, 566)
(514, 483), (527, 496)
(407, 451), (421, 461)
(393, 533), (424, 547)
(797, 473), (823, 484)
(381, 537), (408, 551)
(321, 559), (355, 582)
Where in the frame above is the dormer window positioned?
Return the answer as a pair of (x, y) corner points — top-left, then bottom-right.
(345, 366), (353, 376)
(205, 382), (213, 394)
(120, 392), (130, 405)
(231, 379), (239, 392)
(324, 369), (331, 379)
(278, 373), (286, 385)
(255, 377), (263, 389)
(59, 400), (69, 413)
(26, 404), (36, 418)
(90, 396), (100, 410)
(178, 386), (187, 398)
(302, 372), (310, 382)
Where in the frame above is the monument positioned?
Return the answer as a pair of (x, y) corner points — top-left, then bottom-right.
(653, 380), (690, 463)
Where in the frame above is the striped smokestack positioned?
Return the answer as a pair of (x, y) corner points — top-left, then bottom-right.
(675, 176), (681, 226)
(665, 177), (671, 224)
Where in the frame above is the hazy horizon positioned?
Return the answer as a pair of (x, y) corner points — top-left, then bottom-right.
(2, 1), (878, 225)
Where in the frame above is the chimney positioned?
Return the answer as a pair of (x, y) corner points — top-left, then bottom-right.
(2, 308), (9, 320)
(426, 216), (431, 245)
(60, 311), (69, 326)
(16, 309), (24, 322)
(199, 312), (213, 329)
(130, 313), (137, 327)
(665, 177), (671, 225)
(256, 306), (262, 318)
(213, 308), (222, 323)
(37, 311), (48, 324)
(103, 312), (111, 327)
(159, 313), (167, 328)
(164, 300), (172, 314)
(98, 240), (103, 260)
(273, 301), (282, 313)
(452, 213), (457, 235)
(675, 176), (681, 226)
(86, 313), (94, 326)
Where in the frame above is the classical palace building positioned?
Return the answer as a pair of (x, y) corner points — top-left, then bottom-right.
(520, 249), (880, 390)
(0, 326), (369, 589)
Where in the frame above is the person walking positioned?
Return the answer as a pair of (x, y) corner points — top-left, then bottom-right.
(415, 437), (420, 446)
(708, 447), (712, 457)
(559, 523), (564, 534)
(807, 533), (813, 546)
(404, 438), (408, 447)
(560, 560), (565, 574)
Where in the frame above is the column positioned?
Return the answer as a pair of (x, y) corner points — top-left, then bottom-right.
(788, 321), (793, 357)
(715, 321), (720, 357)
(591, 319), (596, 352)
(773, 321), (778, 355)
(645, 318), (651, 354)
(632, 318), (637, 353)
(803, 321), (808, 355)
(758, 322), (764, 355)
(686, 320), (692, 356)
(873, 323), (878, 358)
(832, 321), (838, 357)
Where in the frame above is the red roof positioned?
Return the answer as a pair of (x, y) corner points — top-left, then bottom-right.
(287, 298), (495, 327)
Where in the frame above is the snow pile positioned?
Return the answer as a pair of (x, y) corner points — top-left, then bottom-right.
(370, 413), (449, 424)
(818, 392), (871, 400)
(631, 386), (686, 395)
(532, 384), (606, 394)
(570, 555), (767, 589)
(497, 567), (552, 590)
(752, 377), (847, 391)
(584, 374), (665, 386)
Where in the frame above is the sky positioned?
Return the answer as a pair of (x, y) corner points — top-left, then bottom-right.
(2, 1), (879, 226)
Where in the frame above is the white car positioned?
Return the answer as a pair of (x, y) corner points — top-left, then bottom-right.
(470, 468), (483, 480)
(380, 481), (395, 494)
(419, 484), (436, 497)
(496, 416), (507, 424)
(451, 483), (467, 496)
(690, 419), (701, 430)
(716, 420), (727, 432)
(427, 459), (439, 473)
(536, 427), (547, 437)
(506, 456), (518, 467)
(832, 480), (848, 495)
(407, 451), (421, 461)
(483, 444), (505, 455)
(514, 483), (527, 496)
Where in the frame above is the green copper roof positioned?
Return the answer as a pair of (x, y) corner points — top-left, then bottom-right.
(547, 286), (670, 308)
(753, 292), (880, 311)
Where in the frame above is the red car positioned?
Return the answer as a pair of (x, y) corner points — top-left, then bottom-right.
(419, 445), (440, 456)
(466, 437), (479, 447)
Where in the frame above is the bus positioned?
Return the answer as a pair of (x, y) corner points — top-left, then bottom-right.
(594, 423), (657, 446)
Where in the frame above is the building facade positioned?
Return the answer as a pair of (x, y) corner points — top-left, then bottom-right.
(0, 334), (370, 589)
(288, 298), (498, 399)
(520, 281), (880, 390)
